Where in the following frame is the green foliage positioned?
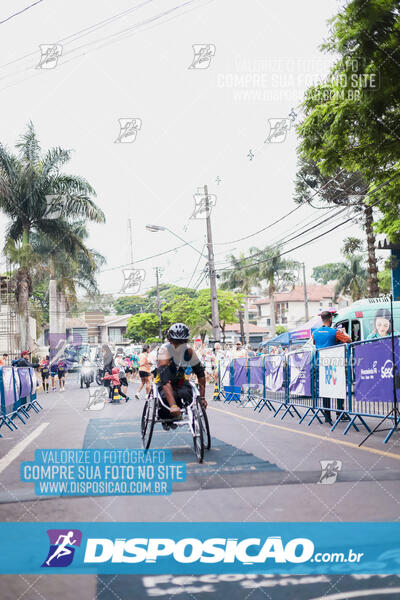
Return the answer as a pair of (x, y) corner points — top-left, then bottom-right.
(75, 293), (114, 315)
(114, 295), (149, 315)
(378, 259), (393, 295)
(147, 284), (198, 303)
(275, 325), (288, 335)
(191, 289), (242, 334)
(126, 313), (159, 343)
(341, 237), (364, 256)
(297, 0), (400, 242)
(146, 336), (162, 344)
(0, 122), (105, 347)
(312, 263), (346, 284)
(160, 289), (243, 338)
(161, 294), (196, 331)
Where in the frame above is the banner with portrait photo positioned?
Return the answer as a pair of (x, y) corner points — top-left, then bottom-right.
(354, 336), (400, 403)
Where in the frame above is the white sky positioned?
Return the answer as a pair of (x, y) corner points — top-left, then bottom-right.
(0, 0), (380, 299)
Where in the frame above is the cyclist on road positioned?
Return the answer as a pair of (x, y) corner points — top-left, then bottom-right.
(156, 323), (206, 424)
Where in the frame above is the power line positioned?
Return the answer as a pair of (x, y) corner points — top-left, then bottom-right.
(99, 240), (199, 273)
(0, 0), (155, 72)
(0, 0), (214, 92)
(214, 168), (348, 247)
(0, 0), (43, 26)
(217, 172), (400, 274)
(216, 168), (374, 269)
(217, 205), (349, 269)
(187, 243), (206, 288)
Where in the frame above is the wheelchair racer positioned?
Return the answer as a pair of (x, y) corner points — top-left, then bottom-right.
(156, 323), (206, 425)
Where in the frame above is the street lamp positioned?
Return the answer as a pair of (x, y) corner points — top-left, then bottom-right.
(145, 224), (203, 256)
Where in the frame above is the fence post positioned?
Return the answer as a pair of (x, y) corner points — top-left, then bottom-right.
(247, 357), (251, 404)
(0, 367), (4, 420)
(284, 355), (289, 405)
(262, 356), (266, 401)
(347, 344), (352, 414)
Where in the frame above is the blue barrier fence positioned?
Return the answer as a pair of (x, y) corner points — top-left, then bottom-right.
(0, 367), (42, 435)
(217, 335), (400, 443)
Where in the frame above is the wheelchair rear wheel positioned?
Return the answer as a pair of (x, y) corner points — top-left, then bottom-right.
(141, 395), (156, 450)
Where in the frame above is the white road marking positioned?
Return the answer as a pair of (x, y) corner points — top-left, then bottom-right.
(0, 422), (49, 475)
(309, 588), (400, 600)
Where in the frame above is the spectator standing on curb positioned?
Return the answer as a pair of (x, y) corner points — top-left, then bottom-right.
(233, 341), (247, 359)
(12, 351), (39, 368)
(312, 310), (351, 423)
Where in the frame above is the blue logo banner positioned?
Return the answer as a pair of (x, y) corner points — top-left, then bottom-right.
(0, 522), (399, 574)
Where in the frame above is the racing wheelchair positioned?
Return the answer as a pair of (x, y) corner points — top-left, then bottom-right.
(141, 381), (211, 463)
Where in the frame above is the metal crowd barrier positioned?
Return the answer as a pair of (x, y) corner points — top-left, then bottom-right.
(0, 366), (42, 435)
(216, 335), (400, 443)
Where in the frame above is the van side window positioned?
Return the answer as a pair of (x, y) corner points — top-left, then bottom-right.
(351, 320), (361, 342)
(335, 320), (349, 334)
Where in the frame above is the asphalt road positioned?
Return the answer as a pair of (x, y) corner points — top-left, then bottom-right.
(0, 376), (399, 599)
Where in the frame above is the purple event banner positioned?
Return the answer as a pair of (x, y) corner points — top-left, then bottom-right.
(18, 368), (32, 399)
(265, 356), (284, 392)
(248, 357), (264, 385)
(232, 358), (248, 387)
(289, 351), (312, 396)
(2, 367), (15, 409)
(354, 337), (400, 403)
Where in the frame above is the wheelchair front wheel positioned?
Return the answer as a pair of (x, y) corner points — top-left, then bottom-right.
(141, 396), (156, 450)
(199, 401), (211, 450)
(192, 407), (204, 463)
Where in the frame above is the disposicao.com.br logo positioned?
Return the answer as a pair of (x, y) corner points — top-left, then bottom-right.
(81, 536), (363, 566)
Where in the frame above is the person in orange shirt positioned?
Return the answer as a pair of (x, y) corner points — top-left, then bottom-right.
(0, 353), (8, 366)
(136, 344), (152, 399)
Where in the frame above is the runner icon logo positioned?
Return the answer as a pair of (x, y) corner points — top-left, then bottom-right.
(42, 529), (82, 568)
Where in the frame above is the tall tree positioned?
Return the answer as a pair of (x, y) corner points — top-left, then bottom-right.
(297, 1), (400, 244)
(220, 252), (258, 343)
(0, 123), (105, 349)
(312, 262), (346, 285)
(334, 255), (367, 302)
(250, 247), (298, 337)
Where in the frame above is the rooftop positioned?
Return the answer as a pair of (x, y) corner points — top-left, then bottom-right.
(253, 284), (335, 305)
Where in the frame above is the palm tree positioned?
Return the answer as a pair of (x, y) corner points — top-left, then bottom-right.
(220, 252), (258, 344)
(0, 122), (105, 350)
(334, 255), (367, 302)
(31, 222), (105, 352)
(249, 247), (298, 337)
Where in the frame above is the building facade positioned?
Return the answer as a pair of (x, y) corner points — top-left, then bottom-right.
(254, 284), (348, 334)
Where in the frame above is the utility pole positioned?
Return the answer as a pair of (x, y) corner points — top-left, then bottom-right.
(154, 267), (163, 340)
(302, 262), (309, 321)
(204, 185), (220, 342)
